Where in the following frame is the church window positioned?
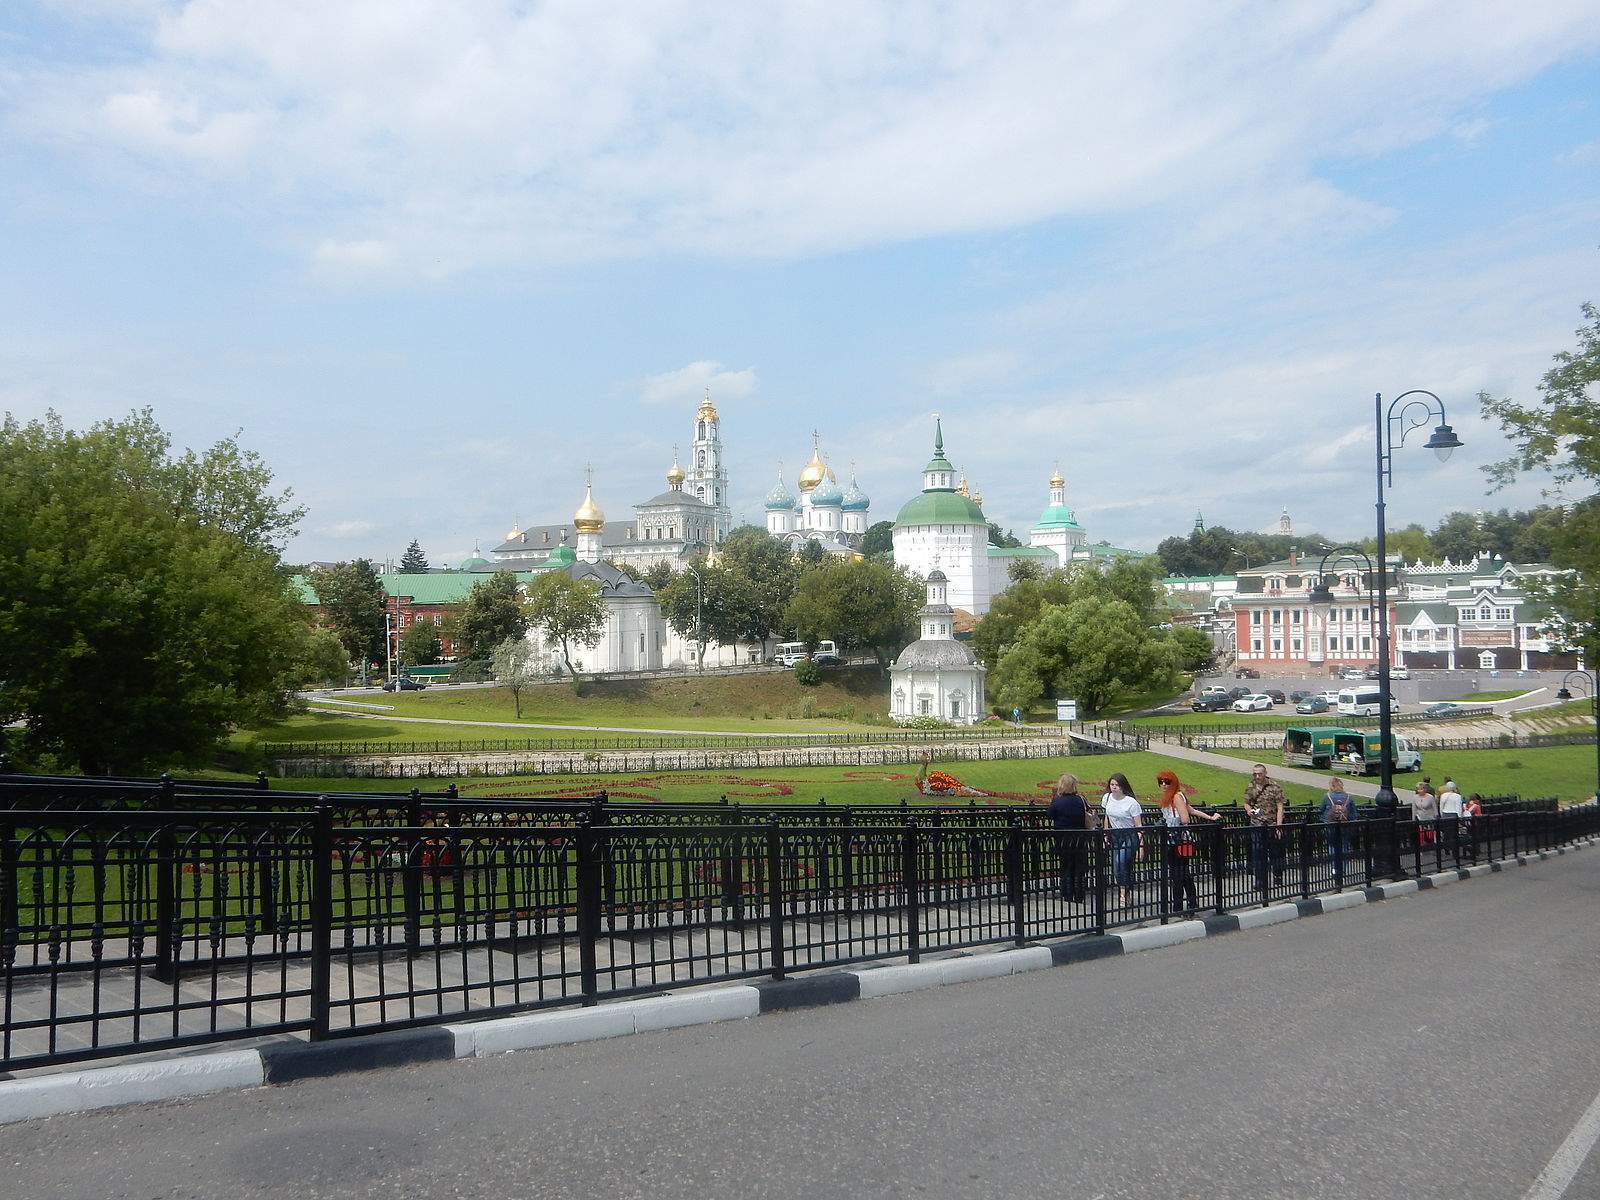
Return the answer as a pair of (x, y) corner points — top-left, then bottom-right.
(950, 697), (962, 720)
(918, 697), (931, 716)
(698, 451), (705, 467)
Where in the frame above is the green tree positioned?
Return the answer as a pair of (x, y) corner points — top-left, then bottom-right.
(1430, 512), (1485, 563)
(522, 571), (607, 679)
(986, 521), (1021, 548)
(861, 520), (894, 559)
(1166, 625), (1214, 671)
(301, 627), (354, 688)
(399, 616), (443, 666)
(784, 558), (921, 669)
(400, 539), (429, 573)
(0, 410), (316, 774)
(492, 635), (540, 718)
(1483, 300), (1600, 661)
(457, 572), (528, 661)
(718, 528), (799, 644)
(311, 559), (388, 670)
(657, 562), (746, 668)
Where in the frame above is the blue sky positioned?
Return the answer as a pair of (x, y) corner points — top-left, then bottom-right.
(3, 1), (1598, 569)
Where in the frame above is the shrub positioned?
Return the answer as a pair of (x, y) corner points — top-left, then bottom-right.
(898, 715), (955, 730)
(793, 659), (823, 686)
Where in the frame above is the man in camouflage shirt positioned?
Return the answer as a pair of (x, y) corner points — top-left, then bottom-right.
(1243, 764), (1287, 891)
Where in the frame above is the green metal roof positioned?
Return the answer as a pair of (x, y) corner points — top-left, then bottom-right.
(894, 491), (986, 527)
(1033, 503), (1082, 528)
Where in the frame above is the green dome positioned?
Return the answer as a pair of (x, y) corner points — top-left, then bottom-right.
(545, 543), (576, 566)
(1035, 504), (1082, 528)
(894, 491), (987, 528)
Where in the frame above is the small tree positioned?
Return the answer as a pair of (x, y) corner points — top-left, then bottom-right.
(310, 559), (388, 671)
(492, 636), (540, 718)
(400, 616), (443, 666)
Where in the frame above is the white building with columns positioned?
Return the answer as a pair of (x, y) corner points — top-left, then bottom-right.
(890, 568), (987, 724)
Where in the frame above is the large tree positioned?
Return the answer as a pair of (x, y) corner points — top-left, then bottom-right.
(784, 558), (921, 669)
(400, 539), (429, 573)
(0, 409), (316, 774)
(717, 528), (800, 644)
(521, 571), (607, 677)
(1482, 300), (1600, 661)
(657, 561), (746, 668)
(457, 571), (528, 660)
(310, 559), (388, 669)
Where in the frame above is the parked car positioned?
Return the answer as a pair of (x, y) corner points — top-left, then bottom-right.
(1263, 689), (1286, 704)
(1425, 701), (1461, 717)
(1340, 666), (1366, 680)
(1191, 692), (1233, 712)
(1295, 695), (1330, 714)
(1319, 690), (1343, 705)
(1200, 685), (1228, 696)
(382, 677), (427, 691)
(1235, 667), (1260, 678)
(1226, 686), (1252, 701)
(1289, 690), (1313, 703)
(810, 652), (846, 666)
(1232, 693), (1273, 712)
(1390, 665), (1410, 679)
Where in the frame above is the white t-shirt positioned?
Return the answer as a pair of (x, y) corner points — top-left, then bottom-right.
(1102, 793), (1143, 829)
(1439, 788), (1463, 817)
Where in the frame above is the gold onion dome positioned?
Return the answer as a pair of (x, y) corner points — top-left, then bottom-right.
(666, 455), (686, 487)
(1050, 468), (1065, 488)
(955, 475), (969, 497)
(505, 522), (522, 541)
(574, 483), (605, 533)
(798, 448), (829, 492)
(697, 392), (718, 421)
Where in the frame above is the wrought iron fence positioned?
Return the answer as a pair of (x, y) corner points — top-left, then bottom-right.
(3, 799), (1594, 1072)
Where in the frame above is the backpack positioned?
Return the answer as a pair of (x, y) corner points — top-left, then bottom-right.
(1328, 792), (1352, 822)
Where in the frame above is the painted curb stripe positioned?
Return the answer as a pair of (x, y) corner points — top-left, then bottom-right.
(754, 973), (861, 1011)
(260, 1026), (456, 1084)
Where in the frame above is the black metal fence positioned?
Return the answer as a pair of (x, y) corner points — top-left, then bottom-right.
(4, 787), (1593, 1072)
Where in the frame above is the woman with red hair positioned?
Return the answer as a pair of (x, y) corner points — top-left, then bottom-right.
(1155, 769), (1222, 914)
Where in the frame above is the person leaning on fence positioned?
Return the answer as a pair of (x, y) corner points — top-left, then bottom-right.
(1411, 782), (1439, 848)
(1462, 792), (1484, 863)
(1100, 773), (1144, 908)
(1320, 777), (1357, 889)
(1155, 769), (1222, 914)
(1243, 764), (1287, 892)
(1047, 772), (1097, 904)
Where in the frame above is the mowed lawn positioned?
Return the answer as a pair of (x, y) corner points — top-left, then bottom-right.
(250, 751), (1329, 811)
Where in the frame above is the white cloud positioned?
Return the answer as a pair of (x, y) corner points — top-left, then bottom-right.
(312, 237), (399, 277)
(9, 1), (1599, 276)
(641, 361), (756, 407)
(318, 520), (379, 539)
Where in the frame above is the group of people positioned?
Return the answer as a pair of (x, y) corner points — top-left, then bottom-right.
(1408, 777), (1485, 863)
(1044, 762), (1485, 910)
(1046, 768), (1227, 911)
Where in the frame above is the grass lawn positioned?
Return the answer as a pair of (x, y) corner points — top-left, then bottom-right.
(1209, 744), (1596, 803)
(233, 750), (1330, 811)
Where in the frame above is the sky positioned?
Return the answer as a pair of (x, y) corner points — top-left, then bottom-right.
(2, 0), (1599, 570)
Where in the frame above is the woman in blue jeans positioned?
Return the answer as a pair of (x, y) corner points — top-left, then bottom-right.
(1100, 773), (1144, 906)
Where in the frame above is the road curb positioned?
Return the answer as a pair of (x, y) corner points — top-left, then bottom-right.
(5, 834), (1594, 1125)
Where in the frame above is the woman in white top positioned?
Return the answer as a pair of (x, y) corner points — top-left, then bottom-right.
(1100, 772), (1144, 907)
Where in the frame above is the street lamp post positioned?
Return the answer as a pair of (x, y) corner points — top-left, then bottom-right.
(1372, 391), (1463, 818)
(1555, 670), (1600, 805)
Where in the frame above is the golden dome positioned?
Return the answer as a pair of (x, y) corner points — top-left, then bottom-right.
(697, 390), (718, 421)
(505, 522), (522, 541)
(955, 475), (969, 497)
(666, 453), (686, 487)
(798, 447), (828, 492)
(972, 490), (984, 506)
(1050, 469), (1065, 488)
(574, 482), (604, 533)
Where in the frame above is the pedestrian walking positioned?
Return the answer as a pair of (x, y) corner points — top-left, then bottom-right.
(1100, 773), (1144, 908)
(1047, 772), (1096, 903)
(1243, 763), (1286, 893)
(1155, 769), (1221, 913)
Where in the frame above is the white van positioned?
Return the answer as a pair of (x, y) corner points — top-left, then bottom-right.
(773, 642), (809, 667)
(1336, 687), (1401, 717)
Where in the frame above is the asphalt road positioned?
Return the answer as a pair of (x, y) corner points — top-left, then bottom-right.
(4, 853), (1597, 1200)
